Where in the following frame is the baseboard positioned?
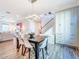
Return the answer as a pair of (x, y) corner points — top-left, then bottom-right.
(0, 39), (13, 43)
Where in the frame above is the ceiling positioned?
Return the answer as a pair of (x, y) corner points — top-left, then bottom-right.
(0, 0), (79, 17)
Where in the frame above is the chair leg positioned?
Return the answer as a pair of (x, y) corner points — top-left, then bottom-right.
(23, 47), (27, 56)
(42, 49), (44, 59)
(29, 49), (30, 59)
(17, 44), (21, 52)
(16, 38), (19, 52)
(23, 47), (31, 59)
(22, 45), (24, 55)
(23, 48), (31, 59)
(21, 45), (31, 59)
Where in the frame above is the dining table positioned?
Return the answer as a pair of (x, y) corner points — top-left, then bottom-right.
(28, 36), (44, 59)
(16, 34), (44, 59)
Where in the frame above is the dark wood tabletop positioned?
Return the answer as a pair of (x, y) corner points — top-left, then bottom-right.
(28, 36), (44, 59)
(29, 35), (45, 43)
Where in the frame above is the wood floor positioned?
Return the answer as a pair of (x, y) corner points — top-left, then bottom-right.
(0, 40), (79, 59)
(0, 40), (35, 59)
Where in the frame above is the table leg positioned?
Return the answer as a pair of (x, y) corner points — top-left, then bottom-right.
(35, 43), (39, 59)
(16, 38), (19, 48)
(16, 38), (19, 52)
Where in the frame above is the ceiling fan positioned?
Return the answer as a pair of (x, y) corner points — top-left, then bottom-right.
(29, 0), (37, 3)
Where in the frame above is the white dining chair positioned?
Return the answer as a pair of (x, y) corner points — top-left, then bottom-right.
(17, 33), (33, 59)
(38, 34), (49, 59)
(13, 31), (21, 52)
(22, 37), (33, 56)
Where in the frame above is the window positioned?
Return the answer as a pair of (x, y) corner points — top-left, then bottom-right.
(2, 24), (9, 32)
(0, 23), (15, 33)
(0, 24), (9, 32)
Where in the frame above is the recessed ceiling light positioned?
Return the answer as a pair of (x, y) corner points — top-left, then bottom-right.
(6, 11), (11, 14)
(48, 12), (52, 14)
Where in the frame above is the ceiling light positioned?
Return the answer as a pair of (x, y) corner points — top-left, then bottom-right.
(29, 0), (37, 3)
(6, 11), (11, 14)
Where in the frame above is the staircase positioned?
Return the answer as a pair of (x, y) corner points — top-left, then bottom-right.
(41, 17), (79, 59)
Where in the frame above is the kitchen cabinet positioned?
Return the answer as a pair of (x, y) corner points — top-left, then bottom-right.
(0, 32), (14, 42)
(56, 6), (79, 47)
